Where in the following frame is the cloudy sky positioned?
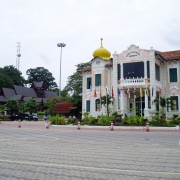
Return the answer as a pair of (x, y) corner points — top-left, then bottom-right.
(1, 0), (180, 89)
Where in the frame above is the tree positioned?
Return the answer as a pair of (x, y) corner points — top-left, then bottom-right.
(63, 62), (91, 117)
(45, 96), (69, 115)
(0, 65), (26, 87)
(0, 66), (26, 91)
(24, 98), (38, 115)
(101, 95), (114, 116)
(5, 98), (19, 115)
(0, 73), (14, 90)
(26, 67), (57, 90)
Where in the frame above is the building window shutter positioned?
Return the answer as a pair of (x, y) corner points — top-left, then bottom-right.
(95, 74), (101, 86)
(169, 68), (177, 82)
(87, 77), (91, 89)
(86, 100), (90, 112)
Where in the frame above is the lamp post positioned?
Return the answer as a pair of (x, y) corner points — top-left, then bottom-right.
(57, 43), (66, 97)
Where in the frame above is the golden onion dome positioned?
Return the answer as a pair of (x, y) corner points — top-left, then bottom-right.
(93, 38), (111, 60)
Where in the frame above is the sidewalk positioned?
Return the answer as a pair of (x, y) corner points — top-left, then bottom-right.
(0, 120), (180, 132)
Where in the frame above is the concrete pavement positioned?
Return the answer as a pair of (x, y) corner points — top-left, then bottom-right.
(0, 121), (180, 179)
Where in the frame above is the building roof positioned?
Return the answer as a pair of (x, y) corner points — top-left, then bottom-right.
(14, 85), (37, 97)
(44, 90), (58, 98)
(53, 102), (74, 114)
(0, 96), (7, 102)
(31, 81), (44, 88)
(93, 38), (111, 60)
(2, 88), (16, 98)
(155, 50), (180, 61)
(78, 66), (92, 72)
(12, 95), (23, 101)
(23, 97), (33, 102)
(34, 98), (43, 103)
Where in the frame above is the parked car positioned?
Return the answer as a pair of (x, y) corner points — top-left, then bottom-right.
(24, 113), (30, 120)
(9, 113), (24, 121)
(29, 115), (38, 121)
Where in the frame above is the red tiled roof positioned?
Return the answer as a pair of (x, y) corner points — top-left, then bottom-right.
(53, 102), (74, 114)
(78, 67), (92, 72)
(105, 61), (113, 67)
(155, 50), (180, 60)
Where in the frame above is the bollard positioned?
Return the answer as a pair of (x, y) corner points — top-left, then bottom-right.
(77, 121), (80, 130)
(18, 119), (21, 128)
(45, 120), (49, 129)
(146, 122), (149, 132)
(110, 122), (114, 131)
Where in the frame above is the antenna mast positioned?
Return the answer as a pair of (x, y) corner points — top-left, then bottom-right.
(16, 42), (21, 70)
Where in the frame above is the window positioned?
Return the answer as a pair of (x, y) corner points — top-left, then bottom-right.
(95, 99), (101, 111)
(155, 64), (160, 81)
(169, 68), (177, 83)
(171, 96), (178, 110)
(147, 61), (150, 78)
(95, 74), (101, 86)
(87, 77), (91, 89)
(117, 64), (121, 80)
(86, 100), (90, 112)
(123, 62), (144, 79)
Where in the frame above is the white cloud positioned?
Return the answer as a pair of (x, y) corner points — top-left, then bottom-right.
(0, 0), (180, 88)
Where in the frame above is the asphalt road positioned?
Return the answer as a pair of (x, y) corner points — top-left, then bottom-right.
(0, 121), (180, 180)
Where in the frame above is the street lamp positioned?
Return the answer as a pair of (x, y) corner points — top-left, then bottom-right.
(57, 43), (66, 97)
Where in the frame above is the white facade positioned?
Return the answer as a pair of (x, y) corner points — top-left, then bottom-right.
(82, 44), (180, 118)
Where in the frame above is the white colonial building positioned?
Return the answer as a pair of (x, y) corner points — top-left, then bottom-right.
(81, 38), (180, 118)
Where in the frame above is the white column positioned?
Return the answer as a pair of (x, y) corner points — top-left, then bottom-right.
(120, 95), (124, 116)
(144, 60), (147, 78)
(145, 90), (148, 109)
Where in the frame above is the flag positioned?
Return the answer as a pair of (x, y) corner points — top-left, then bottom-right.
(100, 86), (102, 98)
(122, 87), (126, 97)
(159, 88), (161, 96)
(118, 88), (121, 97)
(146, 86), (149, 96)
(140, 88), (143, 97)
(133, 87), (136, 97)
(152, 86), (154, 97)
(106, 85), (110, 96)
(94, 87), (97, 98)
(112, 86), (114, 97)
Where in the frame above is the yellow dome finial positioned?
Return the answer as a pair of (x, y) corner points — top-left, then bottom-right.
(92, 38), (111, 60)
(100, 38), (103, 46)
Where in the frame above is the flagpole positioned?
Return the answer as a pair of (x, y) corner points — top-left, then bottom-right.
(159, 90), (160, 119)
(141, 96), (142, 117)
(106, 87), (108, 115)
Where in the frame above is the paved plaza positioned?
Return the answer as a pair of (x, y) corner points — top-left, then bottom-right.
(0, 121), (180, 180)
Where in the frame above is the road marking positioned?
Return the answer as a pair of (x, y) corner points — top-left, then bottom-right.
(0, 159), (180, 175)
(19, 138), (27, 140)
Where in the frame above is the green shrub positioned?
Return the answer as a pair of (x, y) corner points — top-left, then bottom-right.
(82, 115), (96, 125)
(122, 116), (145, 126)
(173, 114), (179, 119)
(50, 115), (66, 125)
(97, 115), (114, 126)
(149, 117), (167, 126)
(37, 111), (45, 115)
(169, 119), (180, 126)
